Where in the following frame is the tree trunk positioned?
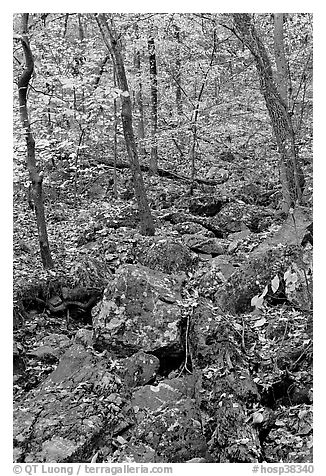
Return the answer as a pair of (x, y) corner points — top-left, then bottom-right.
(274, 13), (300, 213)
(172, 23), (184, 154)
(18, 13), (54, 269)
(173, 24), (183, 116)
(148, 36), (158, 174)
(96, 14), (155, 236)
(134, 27), (146, 156)
(232, 13), (303, 213)
(63, 14), (69, 37)
(113, 67), (118, 198)
(77, 13), (84, 41)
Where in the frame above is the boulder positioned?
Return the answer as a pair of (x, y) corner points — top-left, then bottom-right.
(13, 333), (134, 463)
(128, 376), (207, 462)
(189, 302), (261, 462)
(162, 211), (224, 237)
(182, 234), (226, 256)
(92, 264), (184, 356)
(213, 244), (312, 314)
(206, 167), (229, 182)
(136, 238), (195, 275)
(210, 202), (273, 234)
(188, 195), (227, 217)
(119, 351), (160, 388)
(198, 255), (237, 296)
(173, 221), (215, 237)
(211, 255), (237, 280)
(28, 333), (71, 362)
(212, 207), (313, 314)
(13, 340), (26, 381)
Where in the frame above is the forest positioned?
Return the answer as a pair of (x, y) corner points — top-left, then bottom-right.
(13, 13), (313, 464)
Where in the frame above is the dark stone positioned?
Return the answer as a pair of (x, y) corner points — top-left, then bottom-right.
(120, 351), (160, 387)
(92, 264), (184, 355)
(13, 339), (134, 463)
(182, 234), (226, 257)
(136, 238), (195, 275)
(189, 196), (226, 217)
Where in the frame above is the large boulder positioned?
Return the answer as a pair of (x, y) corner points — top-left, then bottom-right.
(211, 207), (313, 314)
(13, 331), (134, 463)
(188, 195), (227, 217)
(182, 234), (227, 256)
(127, 377), (207, 462)
(173, 221), (215, 237)
(209, 202), (274, 234)
(92, 264), (184, 356)
(28, 333), (71, 362)
(212, 245), (306, 314)
(119, 351), (160, 388)
(189, 301), (261, 462)
(136, 238), (195, 274)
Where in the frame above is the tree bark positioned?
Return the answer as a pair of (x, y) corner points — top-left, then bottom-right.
(63, 14), (69, 37)
(172, 22), (185, 154)
(148, 36), (158, 174)
(134, 26), (146, 156)
(113, 67), (118, 198)
(172, 24), (183, 116)
(77, 13), (84, 41)
(96, 14), (155, 236)
(18, 14), (54, 269)
(274, 13), (301, 212)
(232, 13), (303, 213)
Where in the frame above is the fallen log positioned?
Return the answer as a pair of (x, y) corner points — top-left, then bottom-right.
(91, 157), (220, 186)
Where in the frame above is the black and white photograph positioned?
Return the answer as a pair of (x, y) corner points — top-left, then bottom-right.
(11, 8), (314, 469)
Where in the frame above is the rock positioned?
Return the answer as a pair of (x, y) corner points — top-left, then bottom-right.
(173, 221), (215, 237)
(189, 302), (261, 462)
(198, 255), (237, 297)
(113, 442), (158, 463)
(206, 167), (229, 182)
(14, 341), (134, 463)
(161, 211), (194, 225)
(255, 206), (312, 253)
(13, 340), (26, 380)
(92, 264), (184, 356)
(237, 183), (273, 205)
(228, 226), (251, 241)
(182, 234), (226, 256)
(162, 211), (224, 237)
(210, 202), (273, 234)
(189, 195), (226, 217)
(137, 238), (195, 274)
(120, 351), (160, 387)
(227, 226), (252, 253)
(220, 150), (235, 161)
(206, 207), (313, 314)
(74, 328), (93, 347)
(263, 406), (313, 463)
(129, 376), (207, 462)
(211, 255), (237, 280)
(28, 334), (71, 361)
(213, 243), (312, 314)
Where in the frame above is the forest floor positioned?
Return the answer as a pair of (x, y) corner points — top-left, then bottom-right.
(13, 165), (313, 464)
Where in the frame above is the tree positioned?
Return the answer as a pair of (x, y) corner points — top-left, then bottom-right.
(96, 13), (155, 236)
(17, 13), (54, 269)
(232, 13), (304, 214)
(133, 25), (146, 156)
(172, 23), (183, 117)
(148, 35), (158, 174)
